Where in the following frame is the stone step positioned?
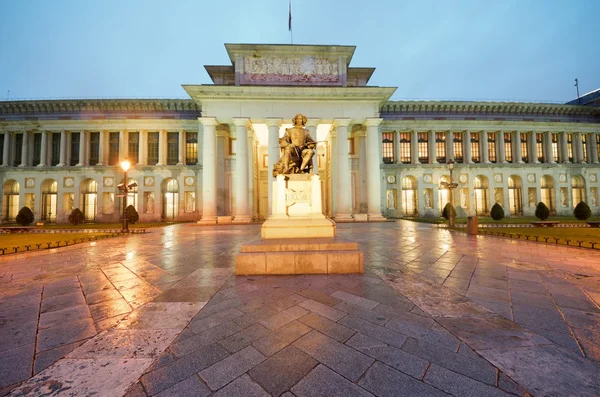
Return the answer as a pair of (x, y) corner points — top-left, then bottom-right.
(236, 249), (363, 275)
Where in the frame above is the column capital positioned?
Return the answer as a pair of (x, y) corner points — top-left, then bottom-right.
(232, 117), (251, 128)
(305, 118), (320, 128)
(364, 118), (383, 127)
(199, 117), (218, 127)
(265, 118), (283, 128)
(333, 118), (351, 128)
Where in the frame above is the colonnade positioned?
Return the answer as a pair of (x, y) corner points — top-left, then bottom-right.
(199, 117), (385, 223)
(390, 130), (600, 165)
(0, 129), (192, 167)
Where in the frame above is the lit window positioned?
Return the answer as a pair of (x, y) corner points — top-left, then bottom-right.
(167, 132), (178, 165)
(399, 133), (411, 164)
(382, 133), (394, 164)
(567, 134), (574, 162)
(418, 133), (428, 163)
(186, 132), (198, 165)
(348, 138), (355, 155)
(401, 176), (417, 216)
(504, 133), (512, 162)
(108, 132), (119, 165)
(70, 132), (80, 166)
(582, 134), (588, 163)
(230, 138), (236, 155)
(470, 133), (480, 163)
(147, 132), (159, 165)
(571, 175), (585, 206)
(551, 133), (559, 162)
(128, 132), (139, 164)
(89, 132), (100, 166)
(520, 133), (528, 162)
(453, 133), (463, 163)
(487, 133), (496, 163)
(536, 133), (544, 162)
(435, 133), (446, 163)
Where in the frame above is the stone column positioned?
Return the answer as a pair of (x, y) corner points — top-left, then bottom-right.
(545, 131), (555, 163)
(334, 118), (353, 220)
(394, 130), (401, 164)
(357, 131), (368, 213)
(77, 131), (87, 166)
(2, 132), (9, 166)
(464, 131), (472, 163)
(57, 130), (67, 166)
(38, 131), (48, 167)
(232, 118), (252, 222)
(365, 118), (384, 220)
(514, 131), (523, 164)
(590, 133), (599, 164)
(480, 131), (489, 163)
(138, 130), (147, 165)
(530, 132), (539, 163)
(199, 118), (218, 224)
(266, 119), (282, 216)
(497, 131), (506, 163)
(119, 130), (128, 162)
(576, 132), (585, 163)
(560, 132), (569, 163)
(66, 132), (72, 166)
(306, 119), (319, 174)
(177, 130), (186, 165)
(411, 130), (420, 164)
(19, 131), (29, 167)
(97, 130), (106, 166)
(446, 131), (454, 162)
(428, 130), (437, 164)
(157, 130), (166, 166)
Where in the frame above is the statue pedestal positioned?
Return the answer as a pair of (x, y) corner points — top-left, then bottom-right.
(237, 173), (363, 275)
(261, 174), (335, 239)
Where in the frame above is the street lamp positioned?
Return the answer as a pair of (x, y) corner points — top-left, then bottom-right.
(120, 159), (131, 232)
(442, 160), (459, 228)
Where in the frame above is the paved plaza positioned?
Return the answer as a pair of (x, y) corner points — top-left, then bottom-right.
(0, 221), (599, 396)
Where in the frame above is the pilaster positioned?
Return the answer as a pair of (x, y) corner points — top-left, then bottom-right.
(198, 117), (218, 224)
(333, 118), (353, 220)
(38, 131), (48, 167)
(365, 118), (384, 220)
(265, 118), (282, 216)
(232, 118), (252, 222)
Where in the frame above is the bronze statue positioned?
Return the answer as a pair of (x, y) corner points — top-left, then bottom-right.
(273, 114), (316, 177)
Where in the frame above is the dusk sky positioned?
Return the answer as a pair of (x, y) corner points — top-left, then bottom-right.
(1, 0), (598, 103)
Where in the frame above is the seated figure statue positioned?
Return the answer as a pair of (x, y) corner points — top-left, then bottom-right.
(273, 113), (316, 177)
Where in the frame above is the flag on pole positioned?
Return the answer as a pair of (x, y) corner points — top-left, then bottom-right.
(288, 1), (292, 31)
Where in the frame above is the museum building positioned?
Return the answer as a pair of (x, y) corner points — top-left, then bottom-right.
(0, 43), (599, 224)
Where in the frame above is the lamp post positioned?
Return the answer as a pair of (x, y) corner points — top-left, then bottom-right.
(120, 159), (130, 232)
(446, 160), (459, 228)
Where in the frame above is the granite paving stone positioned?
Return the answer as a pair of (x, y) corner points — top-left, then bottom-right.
(334, 301), (389, 326)
(249, 346), (317, 396)
(218, 323), (271, 353)
(359, 361), (449, 397)
(33, 340), (87, 375)
(38, 304), (91, 329)
(0, 304), (40, 328)
(41, 291), (87, 313)
(298, 312), (356, 343)
(298, 298), (346, 321)
(346, 333), (428, 379)
(298, 288), (340, 306)
(259, 305), (308, 331)
(211, 374), (270, 397)
(293, 330), (374, 381)
(188, 307), (244, 333)
(291, 364), (374, 397)
(168, 321), (241, 357)
(36, 317), (97, 352)
(0, 344), (34, 389)
(402, 337), (497, 385)
(423, 364), (510, 397)
(331, 291), (379, 309)
(154, 375), (211, 397)
(199, 345), (265, 391)
(339, 314), (408, 349)
(252, 320), (311, 356)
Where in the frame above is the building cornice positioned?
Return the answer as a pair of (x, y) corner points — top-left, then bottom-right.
(381, 100), (600, 122)
(0, 99), (201, 120)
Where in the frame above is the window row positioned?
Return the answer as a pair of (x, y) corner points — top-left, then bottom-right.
(381, 131), (600, 165)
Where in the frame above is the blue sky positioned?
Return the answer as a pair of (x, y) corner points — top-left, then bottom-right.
(0, 0), (598, 103)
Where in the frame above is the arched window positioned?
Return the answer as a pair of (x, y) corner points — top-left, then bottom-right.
(120, 178), (138, 211)
(474, 176), (488, 215)
(41, 179), (58, 223)
(162, 178), (179, 221)
(541, 175), (555, 211)
(81, 179), (98, 221)
(2, 180), (20, 222)
(508, 176), (522, 216)
(571, 175), (585, 207)
(438, 175), (450, 210)
(401, 177), (417, 216)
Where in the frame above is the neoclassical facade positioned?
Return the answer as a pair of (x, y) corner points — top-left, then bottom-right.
(1, 43), (599, 224)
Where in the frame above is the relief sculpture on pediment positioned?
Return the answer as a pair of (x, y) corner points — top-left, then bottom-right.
(244, 56), (339, 83)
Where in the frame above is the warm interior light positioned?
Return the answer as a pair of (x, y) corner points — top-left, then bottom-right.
(120, 159), (131, 172)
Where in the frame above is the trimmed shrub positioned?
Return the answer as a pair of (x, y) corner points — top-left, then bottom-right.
(535, 202), (550, 221)
(441, 202), (456, 220)
(490, 203), (505, 221)
(16, 206), (34, 226)
(68, 208), (84, 225)
(126, 205), (139, 224)
(573, 201), (592, 220)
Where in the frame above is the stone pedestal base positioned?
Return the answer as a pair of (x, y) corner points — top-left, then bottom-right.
(261, 218), (335, 239)
(236, 238), (363, 275)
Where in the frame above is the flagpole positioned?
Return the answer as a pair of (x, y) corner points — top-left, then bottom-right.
(289, 1), (293, 44)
